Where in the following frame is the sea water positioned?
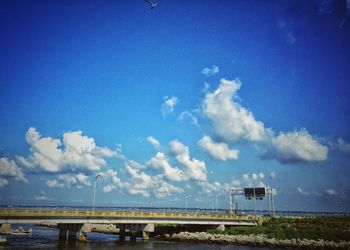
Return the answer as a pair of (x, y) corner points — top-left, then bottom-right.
(0, 224), (283, 250)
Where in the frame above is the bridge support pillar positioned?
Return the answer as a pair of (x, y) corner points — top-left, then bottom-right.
(142, 231), (150, 240)
(142, 223), (154, 240)
(58, 228), (67, 241)
(57, 224), (85, 242)
(116, 223), (154, 241)
(68, 229), (77, 241)
(0, 223), (11, 235)
(130, 230), (136, 242)
(118, 228), (125, 242)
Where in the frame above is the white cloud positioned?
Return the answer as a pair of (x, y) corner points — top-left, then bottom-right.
(18, 127), (120, 173)
(0, 157), (27, 183)
(263, 129), (328, 164)
(100, 169), (125, 193)
(15, 156), (35, 168)
(101, 161), (183, 198)
(297, 187), (311, 196)
(34, 191), (48, 201)
(231, 180), (241, 187)
(178, 111), (199, 127)
(46, 179), (64, 188)
(0, 178), (8, 188)
(147, 152), (187, 182)
(161, 96), (178, 117)
(242, 173), (265, 187)
(169, 140), (207, 182)
(124, 162), (182, 198)
(297, 187), (322, 197)
(147, 136), (160, 150)
(201, 65), (219, 77)
(202, 79), (328, 165)
(202, 82), (210, 93)
(103, 184), (114, 193)
(325, 189), (337, 196)
(198, 135), (239, 161)
(58, 173), (91, 188)
(202, 79), (266, 143)
(335, 138), (350, 154)
(197, 181), (221, 196)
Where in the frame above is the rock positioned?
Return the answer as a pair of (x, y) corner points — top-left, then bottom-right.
(162, 231), (350, 249)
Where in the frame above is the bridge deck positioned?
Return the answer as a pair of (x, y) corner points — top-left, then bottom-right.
(0, 209), (258, 225)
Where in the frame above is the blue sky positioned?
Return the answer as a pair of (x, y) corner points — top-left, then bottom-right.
(1, 0), (350, 212)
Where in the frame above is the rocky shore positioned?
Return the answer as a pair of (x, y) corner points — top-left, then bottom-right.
(161, 231), (350, 249)
(89, 224), (119, 234)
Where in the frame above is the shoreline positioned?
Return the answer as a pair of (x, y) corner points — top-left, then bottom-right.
(160, 231), (350, 249)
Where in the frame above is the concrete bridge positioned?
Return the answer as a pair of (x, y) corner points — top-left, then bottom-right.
(0, 209), (259, 242)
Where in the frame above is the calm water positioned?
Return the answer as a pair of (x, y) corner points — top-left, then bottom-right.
(0, 224), (283, 250)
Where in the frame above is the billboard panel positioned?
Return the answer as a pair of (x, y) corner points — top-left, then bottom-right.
(244, 187), (265, 199)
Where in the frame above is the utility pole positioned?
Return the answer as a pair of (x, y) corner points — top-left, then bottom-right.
(253, 183), (257, 217)
(92, 174), (101, 212)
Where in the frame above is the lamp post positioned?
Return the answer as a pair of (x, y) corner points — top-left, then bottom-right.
(92, 174), (101, 212)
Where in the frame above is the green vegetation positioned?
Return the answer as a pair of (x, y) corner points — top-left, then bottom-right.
(207, 216), (350, 242)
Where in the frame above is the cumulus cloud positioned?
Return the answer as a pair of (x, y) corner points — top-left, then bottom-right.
(202, 79), (328, 165)
(46, 179), (64, 188)
(197, 181), (221, 196)
(201, 65), (219, 77)
(161, 96), (178, 117)
(147, 136), (160, 150)
(0, 178), (8, 188)
(101, 161), (183, 198)
(169, 140), (207, 182)
(242, 172), (266, 187)
(17, 127), (120, 173)
(124, 162), (182, 198)
(100, 169), (126, 193)
(198, 135), (239, 161)
(0, 157), (27, 183)
(57, 173), (91, 188)
(34, 191), (48, 201)
(263, 129), (328, 164)
(202, 79), (266, 143)
(15, 156), (35, 168)
(147, 152), (187, 182)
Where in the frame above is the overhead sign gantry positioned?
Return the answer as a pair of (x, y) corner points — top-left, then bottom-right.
(229, 187), (275, 217)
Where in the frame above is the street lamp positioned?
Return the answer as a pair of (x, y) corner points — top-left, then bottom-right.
(92, 174), (101, 212)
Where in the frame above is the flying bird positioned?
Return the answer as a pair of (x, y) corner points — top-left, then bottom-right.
(145, 0), (159, 9)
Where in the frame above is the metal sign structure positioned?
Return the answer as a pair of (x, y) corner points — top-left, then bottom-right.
(229, 187), (275, 217)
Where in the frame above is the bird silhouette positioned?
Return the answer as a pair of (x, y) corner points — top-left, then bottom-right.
(145, 0), (159, 9)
